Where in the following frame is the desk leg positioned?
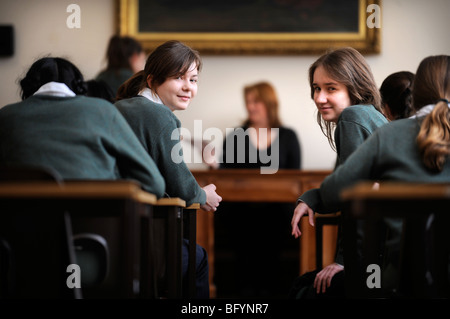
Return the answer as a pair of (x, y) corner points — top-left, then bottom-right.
(196, 209), (216, 298)
(299, 217), (316, 274)
(184, 208), (197, 298)
(140, 204), (156, 298)
(122, 200), (143, 298)
(163, 206), (183, 298)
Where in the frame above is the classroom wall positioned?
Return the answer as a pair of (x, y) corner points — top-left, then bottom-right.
(1, 0), (449, 170)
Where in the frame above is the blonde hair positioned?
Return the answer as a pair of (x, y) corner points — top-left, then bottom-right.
(415, 55), (450, 171)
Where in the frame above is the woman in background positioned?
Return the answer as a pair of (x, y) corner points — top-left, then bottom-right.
(218, 81), (301, 298)
(221, 81), (301, 171)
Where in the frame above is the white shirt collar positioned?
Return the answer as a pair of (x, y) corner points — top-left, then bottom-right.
(409, 103), (450, 119)
(33, 82), (76, 97)
(138, 87), (163, 104)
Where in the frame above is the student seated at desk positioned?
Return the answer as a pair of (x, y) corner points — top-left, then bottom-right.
(290, 47), (388, 299)
(115, 40), (222, 299)
(0, 56), (165, 197)
(291, 54), (450, 297)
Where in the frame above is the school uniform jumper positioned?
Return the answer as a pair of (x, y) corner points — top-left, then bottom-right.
(114, 95), (209, 298)
(0, 94), (165, 197)
(96, 68), (134, 95)
(294, 104), (388, 299)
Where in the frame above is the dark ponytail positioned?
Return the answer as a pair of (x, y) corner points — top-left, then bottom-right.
(115, 70), (146, 101)
(19, 57), (86, 100)
(380, 71), (415, 120)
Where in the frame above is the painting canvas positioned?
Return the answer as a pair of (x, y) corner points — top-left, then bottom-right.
(118, 0), (381, 55)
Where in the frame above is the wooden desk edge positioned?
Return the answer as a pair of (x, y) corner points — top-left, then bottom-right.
(0, 181), (152, 199)
(341, 182), (450, 200)
(185, 203), (200, 210)
(315, 212), (341, 218)
(133, 191), (157, 205)
(155, 197), (186, 207)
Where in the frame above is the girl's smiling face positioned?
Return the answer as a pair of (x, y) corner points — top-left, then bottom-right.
(154, 62), (199, 112)
(312, 65), (352, 123)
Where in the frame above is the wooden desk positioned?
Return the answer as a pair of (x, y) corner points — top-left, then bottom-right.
(341, 182), (450, 298)
(0, 180), (156, 298)
(192, 169), (334, 296)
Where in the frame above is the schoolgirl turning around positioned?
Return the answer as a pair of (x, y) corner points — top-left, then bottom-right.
(293, 54), (450, 298)
(115, 40), (222, 298)
(290, 47), (388, 298)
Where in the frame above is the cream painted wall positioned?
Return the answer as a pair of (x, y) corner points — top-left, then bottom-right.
(0, 0), (115, 101)
(1, 0), (449, 170)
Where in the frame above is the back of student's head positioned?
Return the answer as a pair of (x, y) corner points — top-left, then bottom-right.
(116, 40), (202, 101)
(308, 47), (381, 112)
(19, 57), (87, 100)
(106, 35), (143, 70)
(380, 71), (415, 120)
(412, 55), (450, 112)
(414, 55), (450, 171)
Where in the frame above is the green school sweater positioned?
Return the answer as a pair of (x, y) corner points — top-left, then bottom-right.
(0, 95), (165, 197)
(320, 116), (450, 210)
(300, 104), (388, 212)
(115, 96), (207, 206)
(299, 104), (388, 266)
(96, 68), (134, 95)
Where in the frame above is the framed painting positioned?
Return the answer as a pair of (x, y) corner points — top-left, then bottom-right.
(117, 0), (381, 55)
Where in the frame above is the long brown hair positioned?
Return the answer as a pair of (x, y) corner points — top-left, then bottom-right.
(116, 40), (202, 101)
(415, 55), (450, 171)
(242, 81), (282, 128)
(308, 47), (382, 150)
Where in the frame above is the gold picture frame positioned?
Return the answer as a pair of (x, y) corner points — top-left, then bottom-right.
(117, 0), (381, 55)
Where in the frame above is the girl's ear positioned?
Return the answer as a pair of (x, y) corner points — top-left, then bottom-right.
(146, 75), (153, 89)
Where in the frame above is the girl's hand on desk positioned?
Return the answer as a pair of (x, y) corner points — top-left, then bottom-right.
(291, 201), (314, 238)
(201, 184), (222, 212)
